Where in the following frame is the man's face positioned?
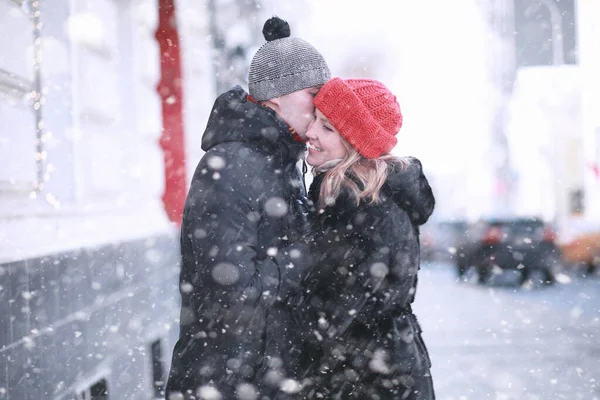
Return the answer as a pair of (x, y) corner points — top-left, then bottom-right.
(275, 87), (320, 139)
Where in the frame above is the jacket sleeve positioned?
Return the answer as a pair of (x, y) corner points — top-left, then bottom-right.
(180, 151), (313, 325)
(310, 202), (418, 335)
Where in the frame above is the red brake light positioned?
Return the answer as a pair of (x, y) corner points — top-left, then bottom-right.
(483, 226), (503, 244)
(542, 227), (556, 242)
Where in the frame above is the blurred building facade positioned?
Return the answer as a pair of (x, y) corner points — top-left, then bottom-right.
(479, 0), (518, 215)
(576, 0), (600, 222)
(480, 0), (587, 232)
(0, 0), (215, 397)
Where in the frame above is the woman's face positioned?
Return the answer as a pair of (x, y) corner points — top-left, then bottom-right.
(305, 108), (348, 167)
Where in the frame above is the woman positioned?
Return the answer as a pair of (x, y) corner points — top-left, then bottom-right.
(293, 77), (436, 399)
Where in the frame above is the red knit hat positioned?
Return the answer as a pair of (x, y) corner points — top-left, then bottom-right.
(313, 77), (402, 159)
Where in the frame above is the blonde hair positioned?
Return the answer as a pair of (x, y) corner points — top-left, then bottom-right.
(318, 139), (409, 209)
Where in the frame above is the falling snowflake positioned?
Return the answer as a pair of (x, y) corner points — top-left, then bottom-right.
(196, 385), (222, 400)
(211, 263), (240, 286)
(370, 262), (389, 278)
(236, 383), (259, 400)
(264, 197), (288, 218)
(207, 155), (226, 170)
(280, 378), (302, 394)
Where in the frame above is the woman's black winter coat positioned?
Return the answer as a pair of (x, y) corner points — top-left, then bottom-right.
(285, 158), (437, 399)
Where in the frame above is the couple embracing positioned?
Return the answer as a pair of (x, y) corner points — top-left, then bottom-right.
(166, 16), (436, 400)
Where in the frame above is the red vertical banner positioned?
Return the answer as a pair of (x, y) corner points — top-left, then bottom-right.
(156, 0), (187, 226)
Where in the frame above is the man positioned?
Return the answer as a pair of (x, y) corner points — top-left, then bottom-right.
(166, 16), (330, 399)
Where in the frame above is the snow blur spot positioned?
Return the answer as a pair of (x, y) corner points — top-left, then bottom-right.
(318, 317), (329, 330)
(267, 247), (278, 257)
(167, 392), (185, 400)
(209, 246), (219, 258)
(116, 263), (125, 278)
(181, 282), (194, 293)
(344, 368), (359, 382)
(21, 291), (33, 300)
(212, 172), (221, 180)
(246, 211), (260, 222)
(197, 385), (222, 400)
(195, 229), (207, 239)
(226, 358), (242, 371)
(280, 378), (302, 394)
(313, 330), (323, 341)
(260, 127), (279, 140)
(75, 331), (82, 338)
(23, 336), (35, 350)
(348, 309), (357, 316)
(66, 12), (105, 48)
(267, 356), (283, 369)
(211, 263), (240, 286)
(555, 273), (571, 284)
(290, 249), (301, 258)
(207, 155), (226, 170)
(145, 249), (162, 264)
(236, 383), (259, 400)
(370, 262), (389, 279)
(569, 306), (583, 319)
(74, 311), (88, 321)
(128, 318), (142, 331)
(264, 197), (288, 218)
(264, 369), (284, 387)
(523, 237), (532, 244)
(368, 349), (391, 374)
(448, 247), (457, 255)
(200, 365), (215, 377)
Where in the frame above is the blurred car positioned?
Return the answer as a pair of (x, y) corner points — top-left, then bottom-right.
(556, 216), (600, 276)
(457, 216), (561, 285)
(421, 219), (469, 262)
(560, 231), (600, 275)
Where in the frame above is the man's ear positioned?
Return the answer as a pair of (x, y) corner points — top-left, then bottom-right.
(268, 97), (281, 107)
(262, 97), (281, 113)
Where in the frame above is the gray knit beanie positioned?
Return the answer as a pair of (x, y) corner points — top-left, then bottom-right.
(248, 16), (331, 101)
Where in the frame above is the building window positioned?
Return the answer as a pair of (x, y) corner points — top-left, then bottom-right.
(77, 378), (109, 400)
(151, 339), (166, 398)
(570, 188), (584, 214)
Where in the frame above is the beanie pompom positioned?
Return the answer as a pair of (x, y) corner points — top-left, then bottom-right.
(262, 16), (291, 41)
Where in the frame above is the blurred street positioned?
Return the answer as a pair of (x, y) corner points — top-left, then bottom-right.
(415, 262), (600, 400)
